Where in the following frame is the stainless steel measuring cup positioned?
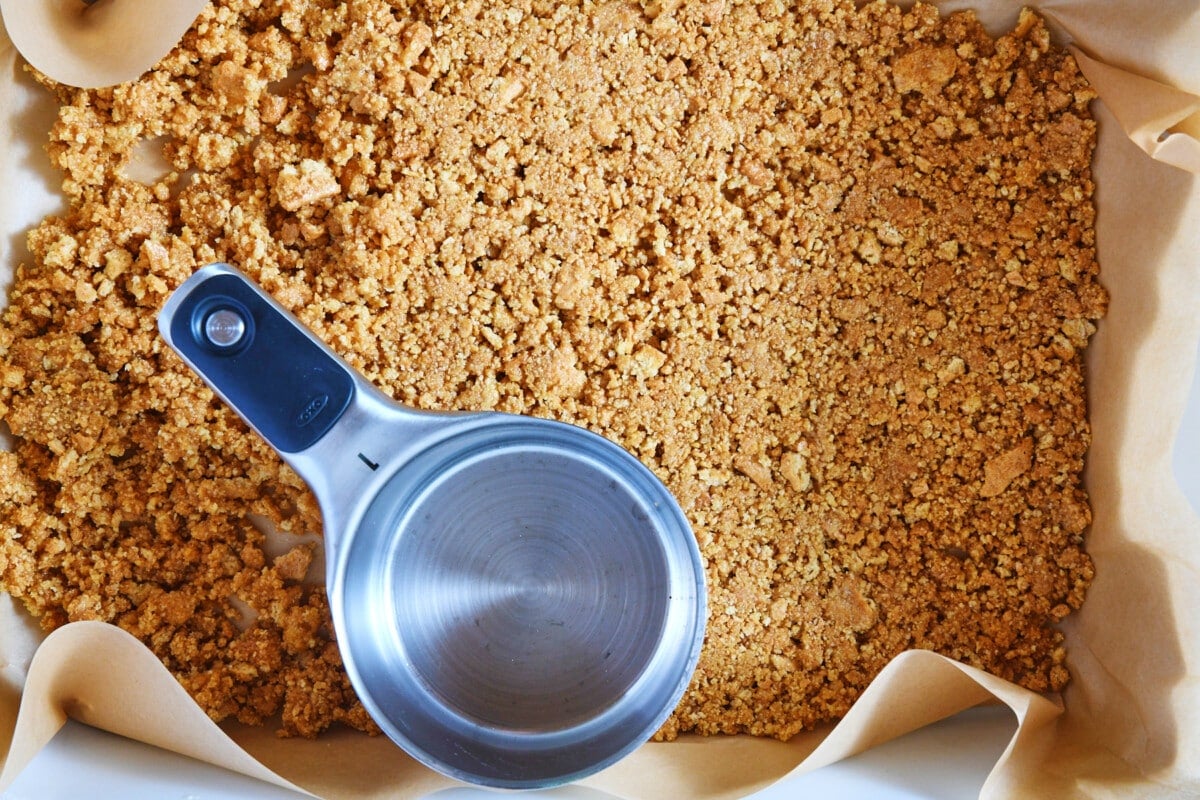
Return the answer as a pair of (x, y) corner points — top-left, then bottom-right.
(157, 263), (707, 788)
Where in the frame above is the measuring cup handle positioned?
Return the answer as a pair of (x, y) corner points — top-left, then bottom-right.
(157, 263), (357, 455)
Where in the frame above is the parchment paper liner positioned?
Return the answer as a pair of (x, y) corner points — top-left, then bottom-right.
(1, 2), (1198, 797)
(0, 0), (206, 90)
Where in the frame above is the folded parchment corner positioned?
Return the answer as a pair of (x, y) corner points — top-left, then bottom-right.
(1070, 46), (1200, 174)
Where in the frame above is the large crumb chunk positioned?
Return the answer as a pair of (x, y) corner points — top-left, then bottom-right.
(893, 46), (959, 94)
(275, 159), (340, 212)
(980, 438), (1034, 498)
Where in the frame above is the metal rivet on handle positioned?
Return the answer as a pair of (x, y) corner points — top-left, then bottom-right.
(203, 308), (247, 348)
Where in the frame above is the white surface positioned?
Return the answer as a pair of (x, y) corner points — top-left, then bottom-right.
(0, 40), (65, 306)
(3, 705), (1015, 800)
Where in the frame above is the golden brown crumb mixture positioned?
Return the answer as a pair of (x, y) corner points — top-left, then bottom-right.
(0, 0), (1104, 740)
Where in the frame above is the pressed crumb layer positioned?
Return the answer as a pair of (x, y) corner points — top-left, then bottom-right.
(0, 0), (1104, 740)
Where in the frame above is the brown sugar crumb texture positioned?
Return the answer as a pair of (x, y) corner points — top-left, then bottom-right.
(0, 0), (1105, 741)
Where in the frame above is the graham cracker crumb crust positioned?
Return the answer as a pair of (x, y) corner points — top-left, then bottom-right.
(0, 0), (1104, 740)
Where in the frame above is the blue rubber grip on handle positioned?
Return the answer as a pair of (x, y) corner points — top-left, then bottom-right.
(165, 269), (355, 453)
